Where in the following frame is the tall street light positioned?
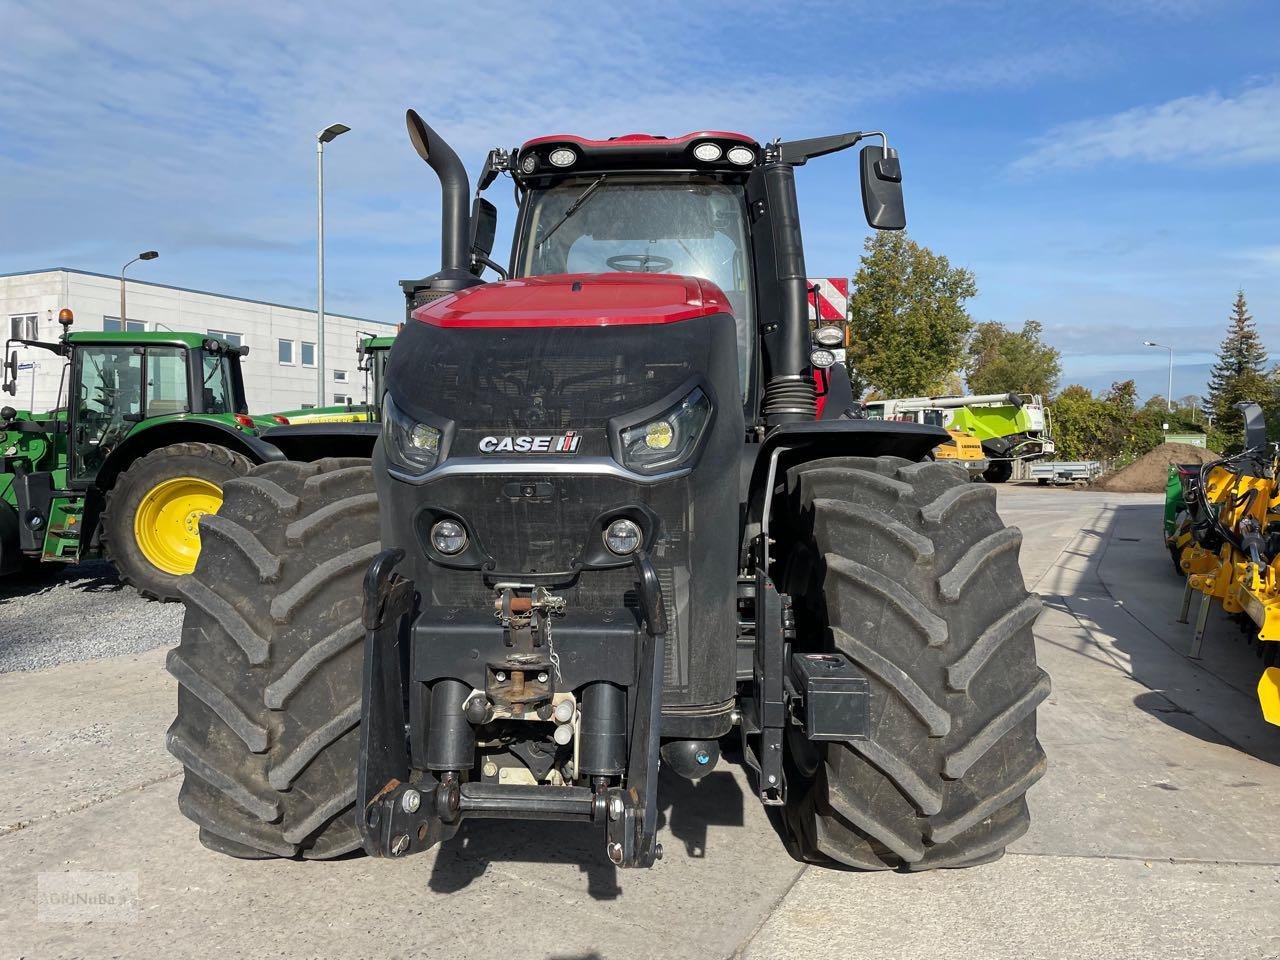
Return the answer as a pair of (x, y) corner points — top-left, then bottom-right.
(316, 122), (350, 406)
(1143, 340), (1173, 412)
(120, 250), (159, 328)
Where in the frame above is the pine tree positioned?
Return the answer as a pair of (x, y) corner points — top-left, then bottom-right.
(1204, 290), (1271, 435)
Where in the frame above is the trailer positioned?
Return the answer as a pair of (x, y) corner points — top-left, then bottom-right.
(1030, 460), (1101, 485)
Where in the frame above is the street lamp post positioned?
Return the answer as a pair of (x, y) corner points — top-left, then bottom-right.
(120, 250), (159, 328)
(316, 122), (350, 406)
(1143, 340), (1174, 413)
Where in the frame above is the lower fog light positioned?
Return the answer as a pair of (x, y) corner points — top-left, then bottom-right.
(431, 519), (468, 555)
(604, 518), (642, 556)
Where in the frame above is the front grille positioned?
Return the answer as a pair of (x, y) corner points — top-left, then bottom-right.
(414, 471), (691, 695)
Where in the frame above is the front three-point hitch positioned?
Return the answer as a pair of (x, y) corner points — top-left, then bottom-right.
(355, 548), (668, 868)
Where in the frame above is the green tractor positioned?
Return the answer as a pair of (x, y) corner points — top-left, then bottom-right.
(1, 311), (376, 599)
(273, 334), (395, 424)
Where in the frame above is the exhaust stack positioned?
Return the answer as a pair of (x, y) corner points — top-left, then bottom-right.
(400, 109), (482, 316)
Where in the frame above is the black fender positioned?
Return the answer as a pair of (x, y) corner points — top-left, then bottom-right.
(818, 364), (856, 420)
(261, 422), (381, 462)
(742, 419), (948, 557)
(78, 420), (287, 553)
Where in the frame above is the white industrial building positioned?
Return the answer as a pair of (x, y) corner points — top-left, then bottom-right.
(1, 268), (395, 414)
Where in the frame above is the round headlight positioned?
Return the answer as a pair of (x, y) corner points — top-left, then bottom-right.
(810, 348), (837, 369)
(520, 153), (538, 174)
(692, 142), (723, 162)
(814, 324), (845, 347)
(549, 147), (576, 167)
(604, 518), (642, 556)
(726, 146), (755, 165)
(645, 421), (674, 450)
(431, 519), (468, 555)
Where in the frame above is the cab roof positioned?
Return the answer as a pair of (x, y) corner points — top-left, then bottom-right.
(66, 330), (230, 350)
(514, 131), (764, 181)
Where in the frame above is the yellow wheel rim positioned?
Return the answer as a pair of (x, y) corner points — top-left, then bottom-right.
(133, 476), (223, 576)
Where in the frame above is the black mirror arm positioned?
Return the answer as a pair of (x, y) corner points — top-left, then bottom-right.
(472, 253), (509, 280)
(775, 130), (891, 165)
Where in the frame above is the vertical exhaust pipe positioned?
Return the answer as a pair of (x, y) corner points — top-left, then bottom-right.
(400, 109), (483, 315)
(406, 109), (471, 274)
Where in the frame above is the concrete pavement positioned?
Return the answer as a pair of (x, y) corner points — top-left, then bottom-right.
(2, 486), (1278, 959)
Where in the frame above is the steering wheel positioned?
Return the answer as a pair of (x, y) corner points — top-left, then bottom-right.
(606, 254), (675, 273)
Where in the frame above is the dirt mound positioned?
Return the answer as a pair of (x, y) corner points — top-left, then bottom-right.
(1094, 442), (1219, 493)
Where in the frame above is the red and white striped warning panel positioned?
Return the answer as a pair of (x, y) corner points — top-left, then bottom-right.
(808, 278), (849, 321)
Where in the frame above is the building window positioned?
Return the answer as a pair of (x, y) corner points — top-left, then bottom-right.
(301, 341), (316, 368)
(9, 314), (37, 339)
(278, 339), (295, 365)
(300, 403), (316, 409)
(208, 329), (243, 348)
(333, 393), (351, 405)
(104, 317), (146, 333)
(333, 369), (348, 383)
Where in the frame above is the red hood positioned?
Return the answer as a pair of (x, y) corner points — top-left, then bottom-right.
(411, 274), (732, 329)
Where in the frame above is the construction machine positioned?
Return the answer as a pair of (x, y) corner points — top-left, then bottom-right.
(864, 393), (1054, 482)
(168, 111), (1047, 870)
(1178, 403), (1280, 724)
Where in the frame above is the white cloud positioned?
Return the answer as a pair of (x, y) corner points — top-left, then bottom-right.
(1013, 78), (1280, 172)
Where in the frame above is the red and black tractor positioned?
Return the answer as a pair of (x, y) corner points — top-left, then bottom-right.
(167, 110), (1047, 871)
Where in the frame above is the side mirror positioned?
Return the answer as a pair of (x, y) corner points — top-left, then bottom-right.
(860, 145), (905, 231)
(2, 351), (16, 395)
(470, 197), (497, 263)
(469, 197), (507, 279)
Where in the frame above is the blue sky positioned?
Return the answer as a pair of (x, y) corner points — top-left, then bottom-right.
(2, 0), (1277, 401)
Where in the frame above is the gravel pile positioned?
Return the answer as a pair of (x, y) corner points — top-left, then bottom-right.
(0, 561), (183, 672)
(1094, 442), (1219, 493)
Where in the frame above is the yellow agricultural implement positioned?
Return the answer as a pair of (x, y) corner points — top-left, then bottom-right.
(1177, 402), (1280, 725)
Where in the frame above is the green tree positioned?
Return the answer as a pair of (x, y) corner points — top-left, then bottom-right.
(1204, 290), (1271, 435)
(846, 232), (976, 397)
(1051, 381), (1213, 463)
(964, 319), (1062, 397)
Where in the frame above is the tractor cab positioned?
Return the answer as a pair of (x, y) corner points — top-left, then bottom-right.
(64, 331), (249, 482)
(402, 123), (905, 424)
(358, 334), (395, 407)
(3, 326), (250, 484)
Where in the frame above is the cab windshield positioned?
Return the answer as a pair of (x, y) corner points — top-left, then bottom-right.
(518, 176), (754, 393)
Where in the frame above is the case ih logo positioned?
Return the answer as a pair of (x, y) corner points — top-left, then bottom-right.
(478, 432), (581, 454)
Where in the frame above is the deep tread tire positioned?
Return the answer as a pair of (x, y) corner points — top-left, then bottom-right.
(983, 459), (1013, 484)
(102, 442), (252, 601)
(167, 457), (376, 859)
(780, 456), (1047, 871)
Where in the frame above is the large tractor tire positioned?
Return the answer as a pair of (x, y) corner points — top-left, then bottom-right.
(982, 459), (1014, 484)
(102, 442), (252, 601)
(779, 456), (1048, 870)
(166, 458), (377, 859)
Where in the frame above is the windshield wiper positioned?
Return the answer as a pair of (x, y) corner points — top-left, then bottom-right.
(536, 175), (607, 249)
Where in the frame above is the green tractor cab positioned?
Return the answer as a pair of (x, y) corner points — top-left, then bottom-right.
(2, 317), (291, 598)
(273, 333), (395, 424)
